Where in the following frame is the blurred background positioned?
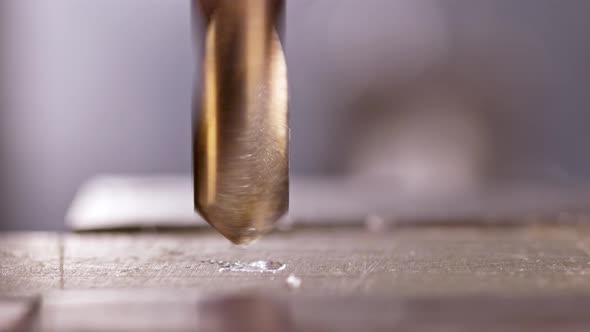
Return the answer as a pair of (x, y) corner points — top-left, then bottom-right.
(1, 0), (590, 231)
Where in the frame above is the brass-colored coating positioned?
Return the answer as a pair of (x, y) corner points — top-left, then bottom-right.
(193, 0), (288, 244)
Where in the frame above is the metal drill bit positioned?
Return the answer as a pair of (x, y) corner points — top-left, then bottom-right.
(193, 0), (289, 245)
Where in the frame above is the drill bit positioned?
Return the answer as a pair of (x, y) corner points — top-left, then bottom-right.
(193, 0), (289, 245)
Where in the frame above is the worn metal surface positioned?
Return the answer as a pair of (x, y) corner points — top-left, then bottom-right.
(0, 233), (61, 296)
(3, 226), (590, 296)
(3, 226), (590, 331)
(0, 296), (39, 332)
(35, 289), (590, 332)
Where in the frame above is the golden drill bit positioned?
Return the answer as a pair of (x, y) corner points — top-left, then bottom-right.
(193, 0), (289, 245)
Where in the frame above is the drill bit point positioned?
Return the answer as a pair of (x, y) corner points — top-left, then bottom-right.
(209, 222), (267, 245)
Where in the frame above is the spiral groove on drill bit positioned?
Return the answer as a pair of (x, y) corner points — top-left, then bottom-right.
(193, 0), (289, 244)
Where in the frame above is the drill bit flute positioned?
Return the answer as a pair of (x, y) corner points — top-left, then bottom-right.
(192, 0), (289, 244)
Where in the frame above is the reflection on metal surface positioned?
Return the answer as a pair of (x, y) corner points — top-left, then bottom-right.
(35, 288), (590, 332)
(203, 259), (287, 273)
(199, 294), (294, 332)
(0, 296), (40, 332)
(285, 274), (302, 290)
(193, 0), (289, 245)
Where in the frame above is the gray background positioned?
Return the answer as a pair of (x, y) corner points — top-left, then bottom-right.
(1, 0), (589, 230)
